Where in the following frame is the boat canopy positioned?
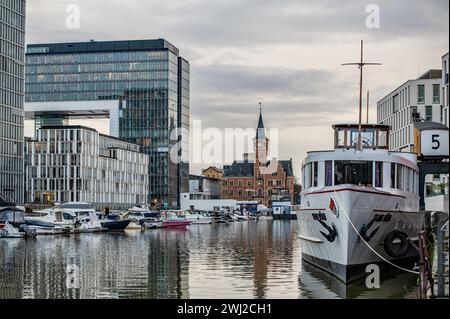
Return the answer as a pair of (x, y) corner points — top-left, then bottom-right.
(0, 207), (26, 224)
(332, 124), (390, 150)
(59, 202), (93, 209)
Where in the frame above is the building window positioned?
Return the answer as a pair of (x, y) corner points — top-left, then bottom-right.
(393, 94), (399, 113)
(433, 84), (440, 103)
(418, 85), (425, 104)
(425, 105), (433, 122)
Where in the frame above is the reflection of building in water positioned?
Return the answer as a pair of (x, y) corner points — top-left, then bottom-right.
(0, 231), (191, 299)
(197, 220), (298, 299)
(0, 239), (68, 299)
(0, 241), (26, 299)
(147, 230), (190, 298)
(253, 221), (298, 298)
(298, 261), (420, 299)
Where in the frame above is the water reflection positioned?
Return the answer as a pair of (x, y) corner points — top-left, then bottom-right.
(0, 221), (419, 299)
(298, 261), (420, 299)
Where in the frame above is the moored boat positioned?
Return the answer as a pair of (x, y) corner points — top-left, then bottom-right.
(185, 212), (213, 224)
(1, 200), (37, 238)
(162, 212), (192, 228)
(293, 123), (423, 283)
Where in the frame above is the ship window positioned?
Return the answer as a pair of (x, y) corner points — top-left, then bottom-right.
(397, 164), (405, 190)
(391, 163), (396, 188)
(335, 161), (373, 186)
(303, 163), (312, 189)
(378, 130), (388, 147)
(336, 129), (346, 147)
(360, 130), (376, 147)
(325, 161), (333, 186)
(375, 162), (383, 187)
(407, 168), (414, 192)
(313, 162), (318, 187)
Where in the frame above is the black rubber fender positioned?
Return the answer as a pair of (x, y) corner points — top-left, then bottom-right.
(384, 230), (410, 258)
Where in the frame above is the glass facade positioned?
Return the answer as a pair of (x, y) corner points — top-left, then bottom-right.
(0, 0), (26, 204)
(25, 39), (190, 208)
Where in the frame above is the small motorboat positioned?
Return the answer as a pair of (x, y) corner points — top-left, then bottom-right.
(1, 201), (37, 238)
(0, 222), (25, 238)
(233, 214), (248, 221)
(25, 219), (71, 235)
(162, 212), (192, 228)
(100, 219), (131, 231)
(122, 207), (161, 229)
(142, 219), (165, 229)
(97, 213), (131, 231)
(185, 212), (213, 224)
(162, 219), (192, 228)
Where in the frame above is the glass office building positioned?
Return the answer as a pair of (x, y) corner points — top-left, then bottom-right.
(25, 39), (190, 207)
(0, 0), (26, 204)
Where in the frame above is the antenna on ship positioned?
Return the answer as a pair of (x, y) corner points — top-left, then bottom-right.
(342, 40), (381, 151)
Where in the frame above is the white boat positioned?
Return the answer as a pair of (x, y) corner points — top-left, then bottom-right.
(122, 206), (161, 229)
(293, 123), (423, 283)
(28, 202), (104, 233)
(233, 214), (249, 221)
(142, 218), (165, 229)
(0, 222), (25, 238)
(185, 212), (213, 224)
(1, 203), (37, 238)
(25, 208), (74, 232)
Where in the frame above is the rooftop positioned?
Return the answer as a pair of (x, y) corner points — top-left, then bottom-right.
(37, 125), (141, 148)
(27, 38), (179, 56)
(378, 69), (443, 102)
(418, 69), (442, 80)
(223, 159), (294, 177)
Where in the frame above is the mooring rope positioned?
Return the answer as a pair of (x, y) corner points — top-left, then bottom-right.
(331, 187), (420, 275)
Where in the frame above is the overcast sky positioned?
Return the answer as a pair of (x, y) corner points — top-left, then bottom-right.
(25, 0), (449, 179)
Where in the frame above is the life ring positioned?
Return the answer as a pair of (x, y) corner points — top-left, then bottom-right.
(384, 230), (410, 258)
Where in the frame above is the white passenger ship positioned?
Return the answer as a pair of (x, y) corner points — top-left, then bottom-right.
(293, 124), (423, 283)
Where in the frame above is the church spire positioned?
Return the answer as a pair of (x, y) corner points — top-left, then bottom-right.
(256, 102), (266, 139)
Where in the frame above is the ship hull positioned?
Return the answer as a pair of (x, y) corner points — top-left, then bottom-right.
(296, 186), (423, 283)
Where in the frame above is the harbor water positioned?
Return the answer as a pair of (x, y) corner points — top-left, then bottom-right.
(0, 220), (421, 299)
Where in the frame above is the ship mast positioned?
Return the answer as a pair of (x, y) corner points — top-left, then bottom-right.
(342, 41), (381, 150)
(366, 90), (370, 124)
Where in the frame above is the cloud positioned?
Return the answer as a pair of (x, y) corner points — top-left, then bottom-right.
(26, 0), (449, 48)
(24, 0), (449, 178)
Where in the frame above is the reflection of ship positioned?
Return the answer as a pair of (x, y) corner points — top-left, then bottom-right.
(299, 260), (419, 299)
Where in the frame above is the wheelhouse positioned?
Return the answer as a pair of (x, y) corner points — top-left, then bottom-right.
(301, 124), (419, 195)
(333, 124), (390, 149)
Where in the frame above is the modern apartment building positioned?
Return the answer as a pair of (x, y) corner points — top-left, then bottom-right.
(377, 61), (449, 212)
(25, 125), (149, 209)
(377, 69), (443, 152)
(24, 39), (190, 208)
(442, 52), (449, 126)
(0, 0), (26, 204)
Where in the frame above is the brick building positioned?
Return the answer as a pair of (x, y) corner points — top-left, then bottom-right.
(221, 110), (295, 207)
